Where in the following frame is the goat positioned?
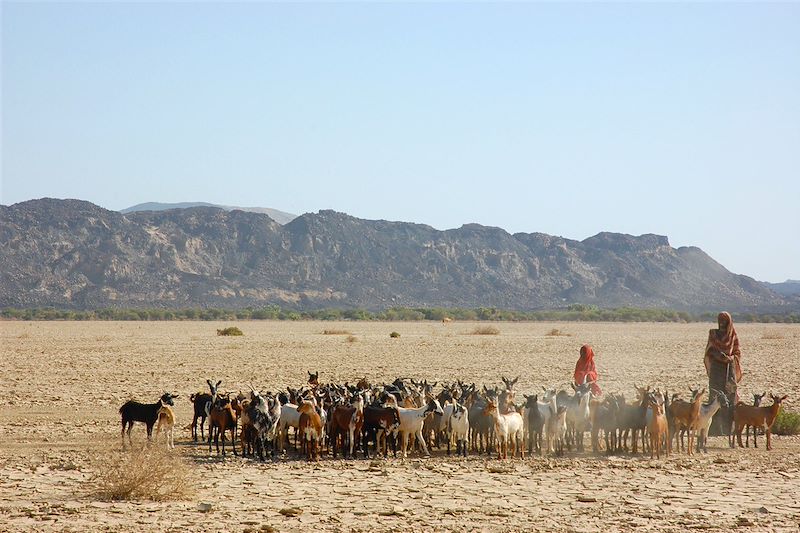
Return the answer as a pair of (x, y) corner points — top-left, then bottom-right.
(565, 379), (593, 452)
(447, 402), (470, 457)
(668, 387), (705, 455)
(744, 392), (766, 447)
(646, 392), (669, 459)
(484, 398), (524, 459)
(548, 405), (568, 456)
(732, 394), (788, 451)
(467, 392), (495, 455)
(277, 401), (301, 454)
(695, 390), (728, 453)
(395, 397), (444, 458)
(591, 394), (622, 454)
(249, 392), (282, 460)
(539, 388), (559, 454)
(154, 404), (176, 449)
(362, 405), (401, 458)
(618, 385), (650, 454)
(208, 395), (238, 456)
(120, 392), (178, 446)
(297, 399), (324, 461)
(522, 394), (545, 455)
(330, 394), (365, 458)
(190, 392), (212, 442)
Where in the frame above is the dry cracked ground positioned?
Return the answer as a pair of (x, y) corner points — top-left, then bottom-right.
(1, 320), (799, 532)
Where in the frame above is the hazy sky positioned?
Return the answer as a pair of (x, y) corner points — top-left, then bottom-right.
(2, 2), (798, 282)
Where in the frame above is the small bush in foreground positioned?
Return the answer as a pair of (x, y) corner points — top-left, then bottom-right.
(471, 325), (500, 335)
(389, 331), (400, 338)
(772, 410), (800, 436)
(92, 446), (194, 502)
(323, 329), (351, 335)
(216, 326), (243, 336)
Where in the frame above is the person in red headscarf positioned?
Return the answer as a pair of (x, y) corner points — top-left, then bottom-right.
(704, 311), (742, 436)
(574, 344), (602, 396)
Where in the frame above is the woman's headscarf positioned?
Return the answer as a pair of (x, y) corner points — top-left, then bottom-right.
(574, 344), (602, 395)
(704, 311), (742, 383)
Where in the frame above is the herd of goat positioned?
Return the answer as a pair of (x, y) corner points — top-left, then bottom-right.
(119, 372), (788, 461)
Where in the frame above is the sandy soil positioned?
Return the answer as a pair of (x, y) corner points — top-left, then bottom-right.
(1, 320), (798, 532)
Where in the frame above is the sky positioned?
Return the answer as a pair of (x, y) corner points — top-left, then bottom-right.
(2, 2), (798, 283)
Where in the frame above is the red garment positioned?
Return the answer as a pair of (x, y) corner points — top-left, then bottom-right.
(574, 344), (602, 395)
(704, 311), (743, 383)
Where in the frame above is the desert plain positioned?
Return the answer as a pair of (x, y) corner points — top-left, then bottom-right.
(0, 320), (798, 532)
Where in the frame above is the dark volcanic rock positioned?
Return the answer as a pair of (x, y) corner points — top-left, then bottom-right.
(0, 198), (789, 312)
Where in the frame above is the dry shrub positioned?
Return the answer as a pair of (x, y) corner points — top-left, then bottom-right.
(471, 325), (500, 336)
(346, 335), (358, 343)
(772, 410), (800, 436)
(217, 326), (243, 336)
(323, 329), (351, 335)
(545, 328), (571, 337)
(92, 445), (195, 502)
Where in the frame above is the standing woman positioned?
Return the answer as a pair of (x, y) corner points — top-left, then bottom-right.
(574, 344), (602, 396)
(704, 312), (743, 436)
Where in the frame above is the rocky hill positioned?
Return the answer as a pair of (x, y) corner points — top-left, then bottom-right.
(0, 198), (790, 312)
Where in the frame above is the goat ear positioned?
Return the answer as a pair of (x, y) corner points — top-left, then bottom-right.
(207, 379), (213, 388)
(781, 395), (788, 401)
(216, 380), (222, 388)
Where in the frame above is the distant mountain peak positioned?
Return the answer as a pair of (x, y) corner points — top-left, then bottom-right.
(120, 201), (297, 225)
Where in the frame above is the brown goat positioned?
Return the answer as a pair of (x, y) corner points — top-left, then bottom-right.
(647, 392), (669, 459)
(668, 387), (705, 455)
(732, 394), (788, 451)
(297, 400), (323, 461)
(208, 395), (238, 456)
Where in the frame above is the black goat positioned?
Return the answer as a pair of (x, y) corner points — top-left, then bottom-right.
(120, 392), (178, 445)
(190, 392), (212, 441)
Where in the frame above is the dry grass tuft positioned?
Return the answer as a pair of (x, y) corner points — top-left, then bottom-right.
(471, 325), (500, 336)
(91, 445), (195, 502)
(217, 326), (243, 336)
(323, 329), (352, 335)
(761, 330), (785, 340)
(545, 328), (571, 337)
(346, 335), (358, 343)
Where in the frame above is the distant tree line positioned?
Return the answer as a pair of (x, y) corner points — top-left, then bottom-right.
(1, 304), (799, 323)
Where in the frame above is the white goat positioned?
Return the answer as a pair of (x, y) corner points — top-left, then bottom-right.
(277, 403), (300, 453)
(547, 405), (568, 456)
(484, 399), (524, 459)
(395, 397), (444, 457)
(539, 388), (558, 453)
(447, 403), (470, 457)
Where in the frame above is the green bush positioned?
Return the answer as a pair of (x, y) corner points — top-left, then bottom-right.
(389, 331), (400, 338)
(216, 326), (243, 336)
(772, 410), (800, 435)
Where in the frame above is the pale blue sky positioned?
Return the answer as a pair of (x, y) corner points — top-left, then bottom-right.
(2, 2), (798, 282)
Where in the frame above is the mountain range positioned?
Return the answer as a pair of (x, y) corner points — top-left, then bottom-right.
(0, 198), (794, 312)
